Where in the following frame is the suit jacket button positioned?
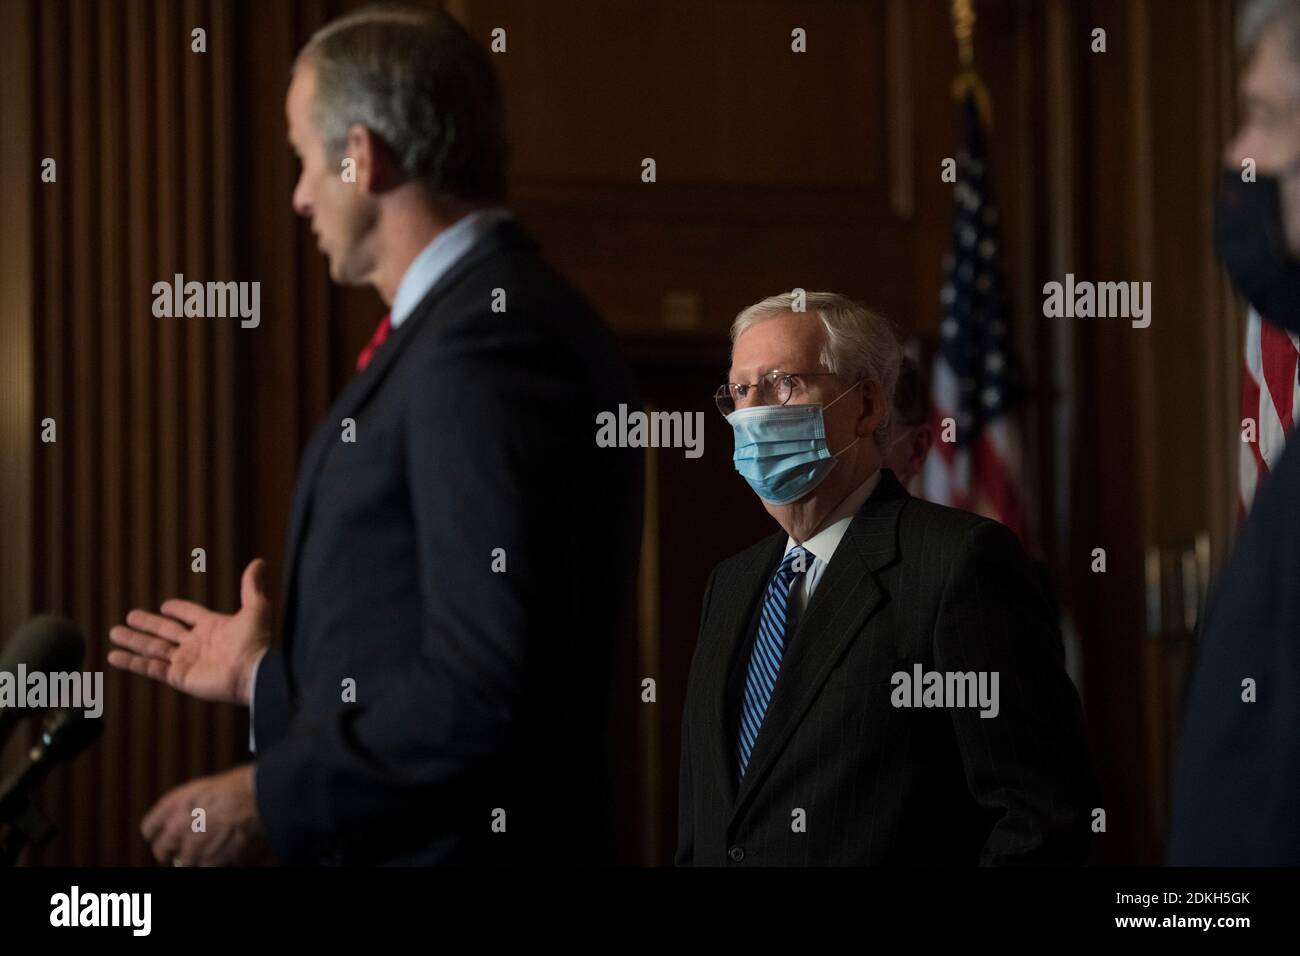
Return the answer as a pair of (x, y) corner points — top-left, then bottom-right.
(728, 846), (744, 863)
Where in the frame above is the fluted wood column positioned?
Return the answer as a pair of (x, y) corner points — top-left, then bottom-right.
(1, 0), (249, 866)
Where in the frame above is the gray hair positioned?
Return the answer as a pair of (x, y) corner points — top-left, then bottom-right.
(1239, 0), (1300, 68)
(731, 291), (901, 449)
(294, 3), (508, 201)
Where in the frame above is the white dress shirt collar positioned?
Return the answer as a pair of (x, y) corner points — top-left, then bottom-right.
(784, 470), (882, 566)
(389, 207), (513, 329)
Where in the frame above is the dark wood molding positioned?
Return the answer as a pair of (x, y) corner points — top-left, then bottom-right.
(886, 0), (915, 220)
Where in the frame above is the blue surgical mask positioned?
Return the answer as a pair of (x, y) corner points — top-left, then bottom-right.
(726, 381), (863, 504)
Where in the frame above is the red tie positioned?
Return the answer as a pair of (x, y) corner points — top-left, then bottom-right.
(356, 312), (392, 372)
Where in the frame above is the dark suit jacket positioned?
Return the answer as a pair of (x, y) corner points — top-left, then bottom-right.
(677, 470), (1094, 865)
(252, 219), (643, 865)
(1168, 438), (1300, 865)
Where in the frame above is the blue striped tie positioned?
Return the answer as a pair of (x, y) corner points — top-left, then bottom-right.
(738, 546), (810, 778)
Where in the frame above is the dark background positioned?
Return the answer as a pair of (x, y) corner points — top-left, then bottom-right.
(0, 0), (1243, 865)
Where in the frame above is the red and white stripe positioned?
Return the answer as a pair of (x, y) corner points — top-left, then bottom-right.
(922, 356), (1028, 544)
(1239, 306), (1300, 519)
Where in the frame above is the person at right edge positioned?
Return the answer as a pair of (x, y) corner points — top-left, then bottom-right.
(1169, 0), (1300, 866)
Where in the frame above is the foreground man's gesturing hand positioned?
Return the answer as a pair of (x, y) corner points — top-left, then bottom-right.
(108, 559), (274, 865)
(107, 558), (272, 706)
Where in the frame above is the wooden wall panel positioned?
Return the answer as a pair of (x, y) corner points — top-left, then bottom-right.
(457, 0), (917, 342)
(95, 0), (127, 864)
(494, 0), (886, 188)
(1071, 0), (1241, 862)
(7, 0), (248, 866)
(0, 0), (37, 807)
(124, 0), (162, 864)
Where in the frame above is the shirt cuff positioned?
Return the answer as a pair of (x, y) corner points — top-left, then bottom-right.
(247, 648), (268, 754)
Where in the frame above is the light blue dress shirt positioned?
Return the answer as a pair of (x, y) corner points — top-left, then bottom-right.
(388, 207), (514, 329)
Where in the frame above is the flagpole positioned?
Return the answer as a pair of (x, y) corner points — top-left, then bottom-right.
(950, 0), (993, 127)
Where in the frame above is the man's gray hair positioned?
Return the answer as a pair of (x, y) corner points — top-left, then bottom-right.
(730, 291), (902, 449)
(1239, 0), (1300, 66)
(294, 3), (508, 201)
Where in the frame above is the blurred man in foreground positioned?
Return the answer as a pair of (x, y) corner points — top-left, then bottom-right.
(108, 5), (641, 865)
(1169, 0), (1300, 865)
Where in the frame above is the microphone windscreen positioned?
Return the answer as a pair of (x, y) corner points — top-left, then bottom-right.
(0, 614), (86, 676)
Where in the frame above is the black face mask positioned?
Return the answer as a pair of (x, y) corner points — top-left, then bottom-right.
(1214, 165), (1300, 335)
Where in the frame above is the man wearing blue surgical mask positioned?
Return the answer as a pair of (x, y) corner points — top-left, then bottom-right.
(676, 290), (1095, 867)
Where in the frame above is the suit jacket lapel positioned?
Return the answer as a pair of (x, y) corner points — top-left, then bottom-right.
(276, 218), (538, 643)
(730, 472), (908, 820)
(700, 534), (784, 809)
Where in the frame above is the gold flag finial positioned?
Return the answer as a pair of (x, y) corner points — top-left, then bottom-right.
(951, 0), (975, 68)
(950, 0), (992, 127)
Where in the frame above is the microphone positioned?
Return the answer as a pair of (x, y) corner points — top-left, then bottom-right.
(0, 615), (86, 750)
(0, 708), (102, 862)
(0, 708), (103, 823)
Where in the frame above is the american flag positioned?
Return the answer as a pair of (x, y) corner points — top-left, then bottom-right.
(1239, 305), (1300, 519)
(922, 88), (1028, 544)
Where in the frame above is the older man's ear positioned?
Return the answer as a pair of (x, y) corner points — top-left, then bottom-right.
(857, 379), (887, 437)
